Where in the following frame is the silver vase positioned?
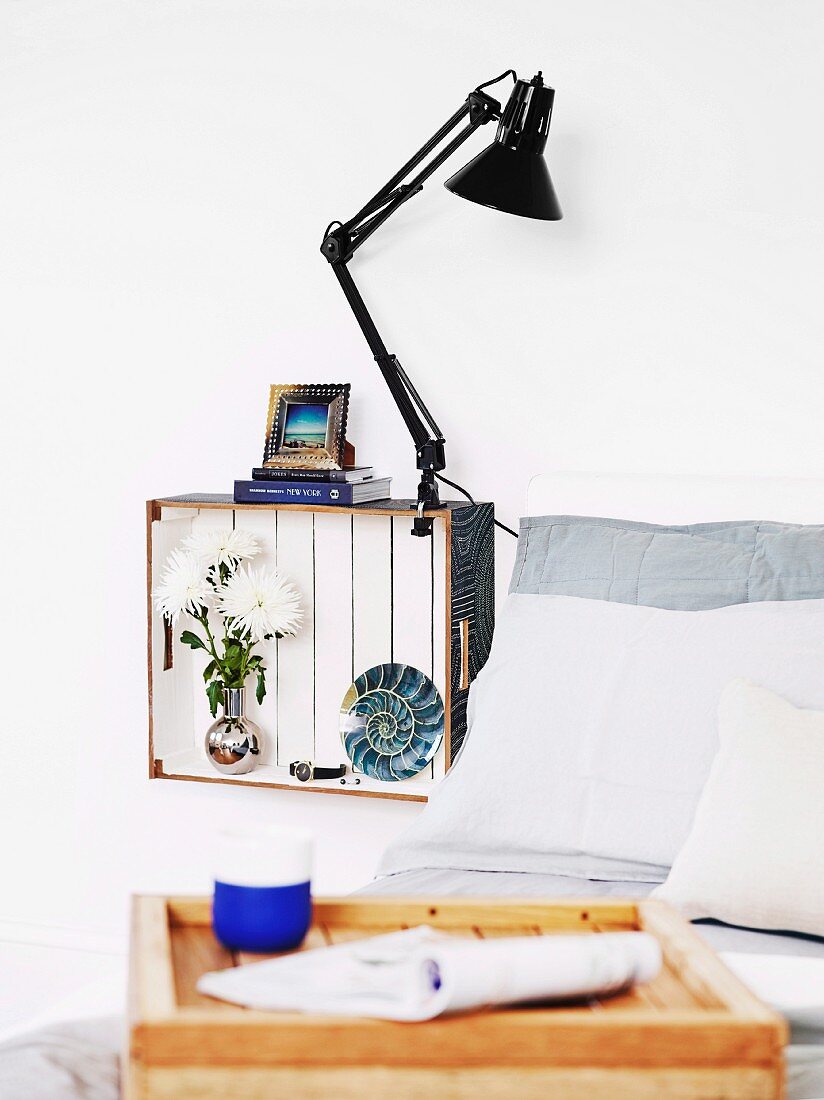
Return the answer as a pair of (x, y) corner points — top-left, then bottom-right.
(205, 687), (263, 775)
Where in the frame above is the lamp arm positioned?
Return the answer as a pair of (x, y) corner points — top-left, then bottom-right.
(338, 91), (500, 262)
(330, 263), (433, 447)
(323, 88), (501, 264)
(343, 100), (474, 235)
(320, 82), (505, 535)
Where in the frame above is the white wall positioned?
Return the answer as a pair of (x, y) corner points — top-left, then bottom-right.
(1, 0), (822, 948)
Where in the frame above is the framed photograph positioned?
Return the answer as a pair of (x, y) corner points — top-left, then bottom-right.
(262, 383), (351, 469)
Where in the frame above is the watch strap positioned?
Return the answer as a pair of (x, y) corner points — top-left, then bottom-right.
(289, 761), (347, 781)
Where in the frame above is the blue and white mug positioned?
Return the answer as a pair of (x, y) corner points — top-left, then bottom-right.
(212, 826), (313, 953)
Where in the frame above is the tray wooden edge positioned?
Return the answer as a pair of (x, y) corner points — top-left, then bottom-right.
(129, 896), (177, 1023)
(155, 893), (643, 928)
(639, 900), (786, 1031)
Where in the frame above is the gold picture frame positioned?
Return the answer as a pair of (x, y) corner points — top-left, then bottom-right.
(262, 383), (351, 470)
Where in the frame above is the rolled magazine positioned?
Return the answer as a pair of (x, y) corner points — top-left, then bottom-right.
(198, 925), (662, 1021)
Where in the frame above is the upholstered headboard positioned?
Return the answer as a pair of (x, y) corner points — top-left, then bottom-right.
(526, 471), (824, 526)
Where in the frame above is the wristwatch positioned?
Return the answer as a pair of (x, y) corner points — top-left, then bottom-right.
(290, 760), (347, 783)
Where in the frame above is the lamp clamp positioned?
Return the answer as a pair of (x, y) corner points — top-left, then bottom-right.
(412, 463), (444, 537)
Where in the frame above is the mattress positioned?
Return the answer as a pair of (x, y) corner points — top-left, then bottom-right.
(361, 867), (824, 1100)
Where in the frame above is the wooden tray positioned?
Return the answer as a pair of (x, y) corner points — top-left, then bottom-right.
(127, 895), (787, 1100)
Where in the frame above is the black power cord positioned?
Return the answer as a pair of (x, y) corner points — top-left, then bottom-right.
(475, 69), (517, 93)
(434, 473), (518, 538)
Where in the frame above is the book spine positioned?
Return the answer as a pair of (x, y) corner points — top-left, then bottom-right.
(234, 481), (354, 505)
(251, 467), (348, 483)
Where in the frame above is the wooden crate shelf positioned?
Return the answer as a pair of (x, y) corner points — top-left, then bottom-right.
(147, 495), (495, 801)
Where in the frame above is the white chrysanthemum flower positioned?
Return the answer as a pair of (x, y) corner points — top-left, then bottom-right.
(183, 528), (261, 569)
(217, 565), (303, 642)
(154, 549), (211, 624)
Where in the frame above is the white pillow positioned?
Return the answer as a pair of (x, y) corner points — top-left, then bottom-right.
(379, 595), (824, 882)
(654, 680), (824, 937)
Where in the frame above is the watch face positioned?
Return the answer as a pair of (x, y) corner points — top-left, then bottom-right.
(295, 761), (312, 783)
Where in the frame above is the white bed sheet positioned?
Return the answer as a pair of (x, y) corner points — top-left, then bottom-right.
(0, 1018), (119, 1100)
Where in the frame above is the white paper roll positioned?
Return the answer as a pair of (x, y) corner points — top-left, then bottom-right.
(198, 926), (662, 1020)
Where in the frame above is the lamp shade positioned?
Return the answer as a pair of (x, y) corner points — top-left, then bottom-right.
(445, 72), (562, 221)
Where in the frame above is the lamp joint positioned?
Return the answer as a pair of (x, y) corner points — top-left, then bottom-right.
(467, 89), (501, 125)
(416, 438), (446, 472)
(320, 228), (348, 264)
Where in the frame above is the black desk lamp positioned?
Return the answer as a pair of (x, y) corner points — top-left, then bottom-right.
(321, 69), (562, 536)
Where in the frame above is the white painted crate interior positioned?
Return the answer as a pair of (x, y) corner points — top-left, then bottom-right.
(149, 502), (450, 800)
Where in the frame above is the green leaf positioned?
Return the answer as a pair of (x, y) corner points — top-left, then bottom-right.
(206, 679), (224, 718)
(246, 655), (262, 671)
(223, 646), (243, 671)
(202, 659), (217, 682)
(180, 630), (206, 651)
(255, 668), (266, 705)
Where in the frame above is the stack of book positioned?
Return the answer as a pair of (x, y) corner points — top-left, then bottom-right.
(234, 467), (392, 506)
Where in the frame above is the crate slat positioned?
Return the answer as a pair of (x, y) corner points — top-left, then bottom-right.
(391, 514), (437, 684)
(313, 512), (354, 769)
(270, 510), (315, 764)
(188, 509), (234, 747)
(149, 515), (196, 761)
(351, 513), (393, 674)
(234, 508), (280, 765)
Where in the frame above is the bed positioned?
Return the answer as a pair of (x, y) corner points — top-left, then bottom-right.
(361, 471), (824, 1100)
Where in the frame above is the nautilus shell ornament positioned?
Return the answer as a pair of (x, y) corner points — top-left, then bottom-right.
(339, 663), (445, 781)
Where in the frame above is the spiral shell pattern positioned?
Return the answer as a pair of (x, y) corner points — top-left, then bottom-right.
(339, 663), (445, 781)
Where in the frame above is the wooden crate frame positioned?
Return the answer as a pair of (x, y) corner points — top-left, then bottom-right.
(127, 895), (787, 1100)
(147, 496), (494, 801)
